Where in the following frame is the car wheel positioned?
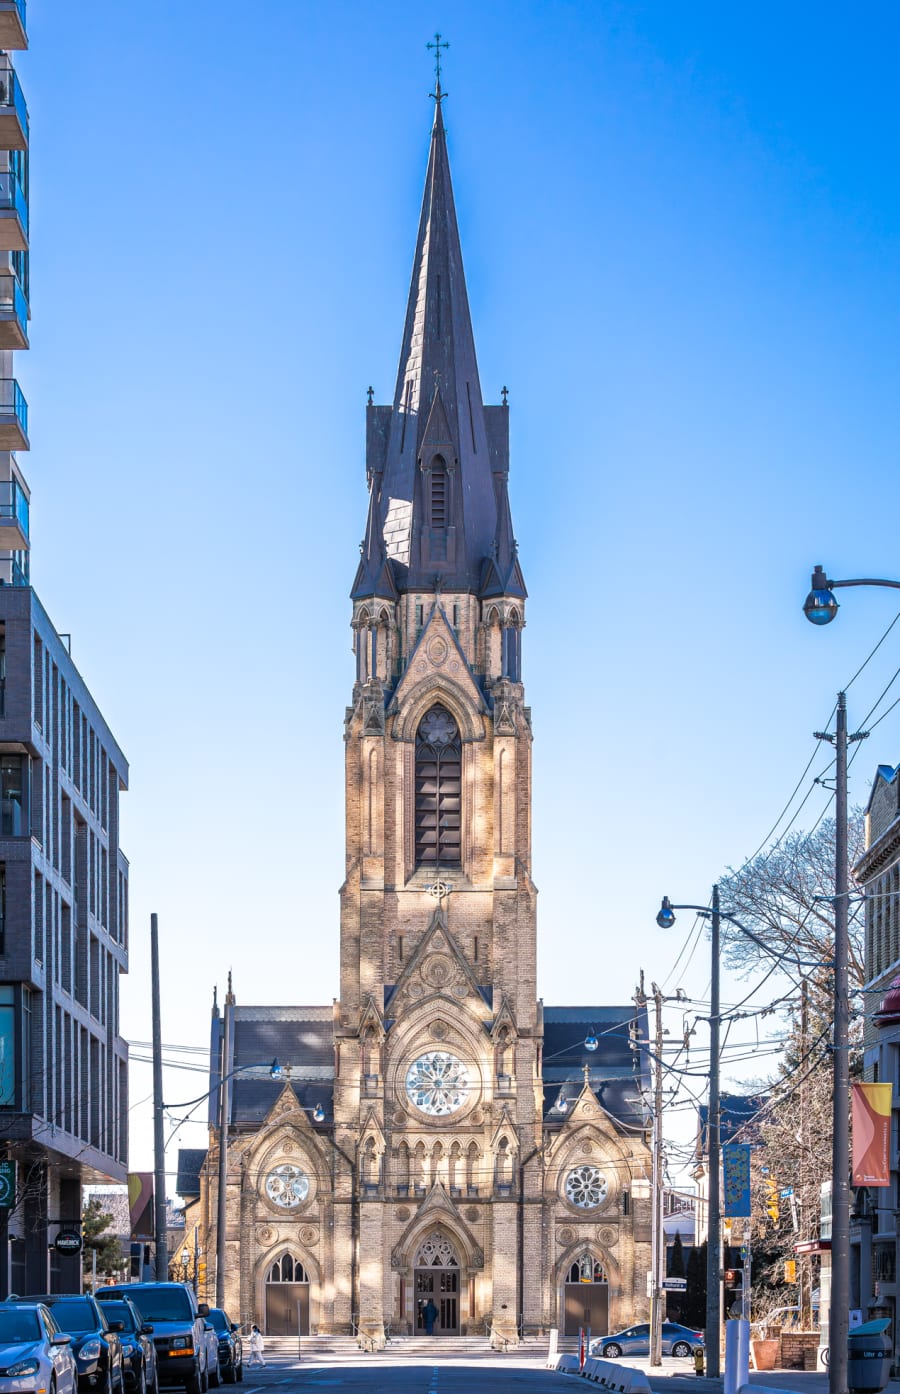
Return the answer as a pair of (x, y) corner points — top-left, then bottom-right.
(223, 1357), (236, 1386)
(235, 1361), (243, 1384)
(604, 1344), (622, 1359)
(201, 1360), (209, 1394)
(186, 1363), (203, 1394)
(672, 1342), (691, 1358)
(137, 1366), (147, 1394)
(209, 1359), (221, 1390)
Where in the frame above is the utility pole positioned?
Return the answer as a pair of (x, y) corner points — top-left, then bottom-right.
(650, 982), (665, 1366)
(151, 913), (168, 1280)
(816, 692), (865, 1394)
(215, 972), (235, 1308)
(707, 885), (722, 1380)
(799, 977), (810, 1329)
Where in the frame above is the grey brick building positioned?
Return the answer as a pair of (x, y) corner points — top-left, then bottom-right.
(0, 1), (130, 1296)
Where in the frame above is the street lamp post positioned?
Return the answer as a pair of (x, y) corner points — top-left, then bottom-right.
(656, 890), (720, 1377)
(802, 563), (899, 1394)
(654, 891), (821, 1378)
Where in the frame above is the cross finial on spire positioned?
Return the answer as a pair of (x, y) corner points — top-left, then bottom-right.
(427, 31), (449, 102)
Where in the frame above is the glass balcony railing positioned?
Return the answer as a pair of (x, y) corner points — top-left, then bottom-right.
(0, 274), (26, 338)
(0, 170), (27, 236)
(0, 479), (28, 539)
(0, 380), (26, 439)
(0, 63), (27, 138)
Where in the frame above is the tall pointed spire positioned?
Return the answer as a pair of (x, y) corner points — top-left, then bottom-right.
(357, 93), (521, 597)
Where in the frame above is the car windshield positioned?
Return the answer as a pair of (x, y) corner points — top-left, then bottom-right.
(207, 1313), (228, 1333)
(126, 1290), (192, 1322)
(0, 1310), (40, 1343)
(45, 1299), (99, 1333)
(102, 1304), (137, 1333)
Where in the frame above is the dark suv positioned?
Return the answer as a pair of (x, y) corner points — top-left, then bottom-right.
(97, 1285), (207, 1394)
(204, 1312), (242, 1386)
(6, 1294), (124, 1394)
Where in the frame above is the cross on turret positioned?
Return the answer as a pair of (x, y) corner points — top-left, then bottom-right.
(427, 31), (449, 101)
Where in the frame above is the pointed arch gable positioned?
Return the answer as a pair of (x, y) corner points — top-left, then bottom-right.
(391, 1196), (483, 1277)
(391, 673), (485, 743)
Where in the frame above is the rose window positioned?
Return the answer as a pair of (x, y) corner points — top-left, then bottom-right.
(565, 1165), (608, 1209)
(264, 1163), (310, 1209)
(405, 1052), (471, 1116)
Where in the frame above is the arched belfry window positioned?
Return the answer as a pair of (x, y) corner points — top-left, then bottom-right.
(415, 705), (462, 866)
(430, 456), (448, 529)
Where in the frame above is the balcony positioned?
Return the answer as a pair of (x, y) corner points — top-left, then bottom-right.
(0, 170), (27, 250)
(0, 66), (26, 150)
(0, 2), (25, 52)
(0, 477), (28, 548)
(0, 379), (27, 450)
(0, 275), (27, 349)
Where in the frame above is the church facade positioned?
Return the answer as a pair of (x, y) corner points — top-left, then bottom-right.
(186, 93), (652, 1347)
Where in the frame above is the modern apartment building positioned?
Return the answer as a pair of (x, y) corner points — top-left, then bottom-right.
(0, 1), (131, 1296)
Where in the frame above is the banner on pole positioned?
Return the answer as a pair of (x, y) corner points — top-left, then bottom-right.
(852, 1082), (892, 1186)
(723, 1144), (751, 1217)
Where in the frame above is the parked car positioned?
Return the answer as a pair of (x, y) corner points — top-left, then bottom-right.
(200, 1325), (220, 1390)
(5, 1296), (123, 1394)
(99, 1300), (158, 1394)
(592, 1322), (705, 1359)
(204, 1313), (242, 1385)
(97, 1284), (208, 1394)
(0, 1302), (77, 1394)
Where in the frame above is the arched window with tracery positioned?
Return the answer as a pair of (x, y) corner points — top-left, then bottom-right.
(567, 1256), (607, 1284)
(266, 1255), (310, 1284)
(415, 704), (462, 865)
(414, 1231), (460, 1268)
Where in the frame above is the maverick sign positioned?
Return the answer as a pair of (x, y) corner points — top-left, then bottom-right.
(54, 1230), (83, 1255)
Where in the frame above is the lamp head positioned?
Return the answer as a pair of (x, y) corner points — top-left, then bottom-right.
(584, 1029), (599, 1052)
(656, 896), (676, 929)
(555, 1093), (569, 1115)
(313, 1104), (325, 1123)
(803, 565), (838, 625)
(270, 1059), (283, 1079)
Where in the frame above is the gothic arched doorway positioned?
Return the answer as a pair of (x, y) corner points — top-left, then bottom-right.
(413, 1230), (460, 1335)
(562, 1255), (609, 1337)
(264, 1253), (310, 1336)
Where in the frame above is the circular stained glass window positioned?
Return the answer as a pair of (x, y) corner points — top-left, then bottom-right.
(565, 1165), (608, 1209)
(265, 1163), (310, 1209)
(405, 1051), (471, 1116)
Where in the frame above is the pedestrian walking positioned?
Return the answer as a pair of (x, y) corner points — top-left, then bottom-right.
(248, 1325), (265, 1368)
(422, 1298), (438, 1336)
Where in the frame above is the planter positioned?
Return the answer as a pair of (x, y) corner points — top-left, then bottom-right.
(752, 1340), (780, 1372)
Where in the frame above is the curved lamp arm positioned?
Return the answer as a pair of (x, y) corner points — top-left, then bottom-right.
(804, 564), (900, 625)
(656, 898), (828, 970)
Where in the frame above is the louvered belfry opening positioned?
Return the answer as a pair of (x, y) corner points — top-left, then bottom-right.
(415, 704), (462, 865)
(431, 460), (447, 528)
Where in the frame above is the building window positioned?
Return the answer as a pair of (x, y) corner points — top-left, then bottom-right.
(266, 1255), (309, 1283)
(0, 756), (24, 835)
(415, 705), (462, 866)
(567, 1257), (607, 1284)
(0, 985), (15, 1106)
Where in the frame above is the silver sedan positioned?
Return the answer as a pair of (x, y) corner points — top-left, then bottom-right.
(0, 1304), (77, 1394)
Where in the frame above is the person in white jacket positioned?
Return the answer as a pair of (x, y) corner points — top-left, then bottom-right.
(248, 1326), (265, 1368)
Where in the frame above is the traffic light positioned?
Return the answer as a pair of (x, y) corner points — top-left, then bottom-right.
(129, 1242), (142, 1279)
(724, 1269), (743, 1288)
(724, 1267), (743, 1317)
(765, 1178), (780, 1225)
(784, 1260), (797, 1283)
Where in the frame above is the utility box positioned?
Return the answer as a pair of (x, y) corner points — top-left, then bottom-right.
(848, 1318), (892, 1393)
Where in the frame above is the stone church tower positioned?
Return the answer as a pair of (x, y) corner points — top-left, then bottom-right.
(187, 93), (653, 1350)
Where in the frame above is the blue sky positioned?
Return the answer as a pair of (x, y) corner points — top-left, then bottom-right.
(16, 2), (900, 1169)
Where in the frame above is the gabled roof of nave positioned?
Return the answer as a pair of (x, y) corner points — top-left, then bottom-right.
(354, 97), (525, 601)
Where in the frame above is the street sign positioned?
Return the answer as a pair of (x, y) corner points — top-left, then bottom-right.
(0, 1161), (15, 1208)
(662, 1278), (687, 1291)
(54, 1230), (82, 1255)
(780, 1187), (794, 1198)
